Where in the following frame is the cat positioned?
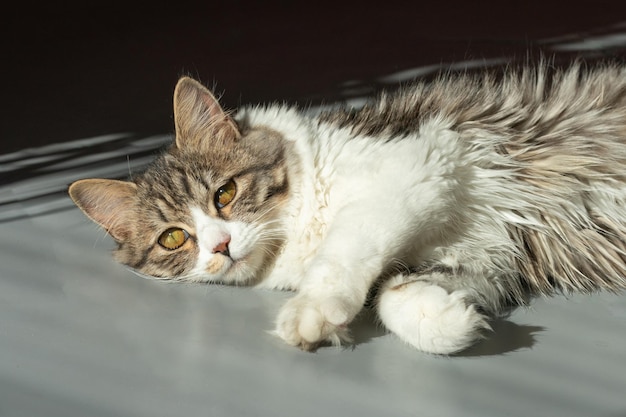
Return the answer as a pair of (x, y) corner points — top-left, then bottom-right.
(69, 61), (626, 354)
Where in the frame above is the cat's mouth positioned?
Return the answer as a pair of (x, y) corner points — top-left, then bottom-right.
(217, 246), (268, 285)
(213, 247), (248, 273)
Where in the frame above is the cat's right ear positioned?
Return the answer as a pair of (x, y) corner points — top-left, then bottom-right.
(173, 77), (241, 149)
(68, 179), (138, 242)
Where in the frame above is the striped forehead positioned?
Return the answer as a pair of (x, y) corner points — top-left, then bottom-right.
(135, 173), (214, 224)
(151, 154), (222, 193)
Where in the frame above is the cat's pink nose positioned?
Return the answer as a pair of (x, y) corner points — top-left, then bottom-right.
(212, 236), (231, 256)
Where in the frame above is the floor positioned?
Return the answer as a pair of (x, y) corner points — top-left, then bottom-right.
(2, 3), (626, 417)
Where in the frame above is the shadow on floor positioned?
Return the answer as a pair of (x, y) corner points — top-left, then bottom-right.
(455, 320), (544, 357)
(348, 306), (544, 356)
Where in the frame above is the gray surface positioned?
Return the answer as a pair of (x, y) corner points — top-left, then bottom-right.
(1, 135), (626, 417)
(4, 35), (626, 412)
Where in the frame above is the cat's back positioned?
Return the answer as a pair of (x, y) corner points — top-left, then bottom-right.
(319, 61), (626, 143)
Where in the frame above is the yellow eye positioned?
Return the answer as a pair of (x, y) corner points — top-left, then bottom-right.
(214, 179), (237, 209)
(158, 228), (189, 250)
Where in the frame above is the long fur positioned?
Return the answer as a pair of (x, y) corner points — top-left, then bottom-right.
(69, 62), (626, 355)
(320, 62), (626, 296)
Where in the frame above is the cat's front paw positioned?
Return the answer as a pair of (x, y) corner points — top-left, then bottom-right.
(274, 294), (354, 351)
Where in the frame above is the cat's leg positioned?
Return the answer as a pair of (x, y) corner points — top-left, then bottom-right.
(274, 209), (393, 351)
(274, 254), (379, 351)
(376, 272), (491, 354)
(274, 286), (355, 351)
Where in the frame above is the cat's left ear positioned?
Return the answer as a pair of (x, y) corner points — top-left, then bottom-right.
(68, 179), (138, 242)
(173, 77), (241, 149)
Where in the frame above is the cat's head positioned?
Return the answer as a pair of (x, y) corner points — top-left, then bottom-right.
(69, 77), (294, 284)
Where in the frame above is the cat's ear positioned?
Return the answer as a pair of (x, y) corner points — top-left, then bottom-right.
(173, 77), (241, 149)
(68, 179), (138, 242)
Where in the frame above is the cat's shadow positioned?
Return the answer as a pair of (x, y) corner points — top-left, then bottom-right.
(453, 320), (544, 357)
(349, 307), (544, 356)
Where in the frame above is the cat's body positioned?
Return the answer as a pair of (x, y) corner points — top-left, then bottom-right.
(70, 62), (626, 354)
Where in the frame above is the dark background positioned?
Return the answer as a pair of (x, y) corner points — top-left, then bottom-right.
(2, 1), (626, 155)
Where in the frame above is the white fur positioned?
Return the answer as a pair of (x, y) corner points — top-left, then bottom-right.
(238, 106), (493, 351)
(378, 275), (489, 354)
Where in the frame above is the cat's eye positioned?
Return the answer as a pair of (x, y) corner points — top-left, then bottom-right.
(214, 179), (237, 209)
(158, 228), (189, 250)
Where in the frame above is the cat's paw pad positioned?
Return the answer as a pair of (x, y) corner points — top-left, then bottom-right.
(378, 281), (490, 355)
(274, 295), (353, 351)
